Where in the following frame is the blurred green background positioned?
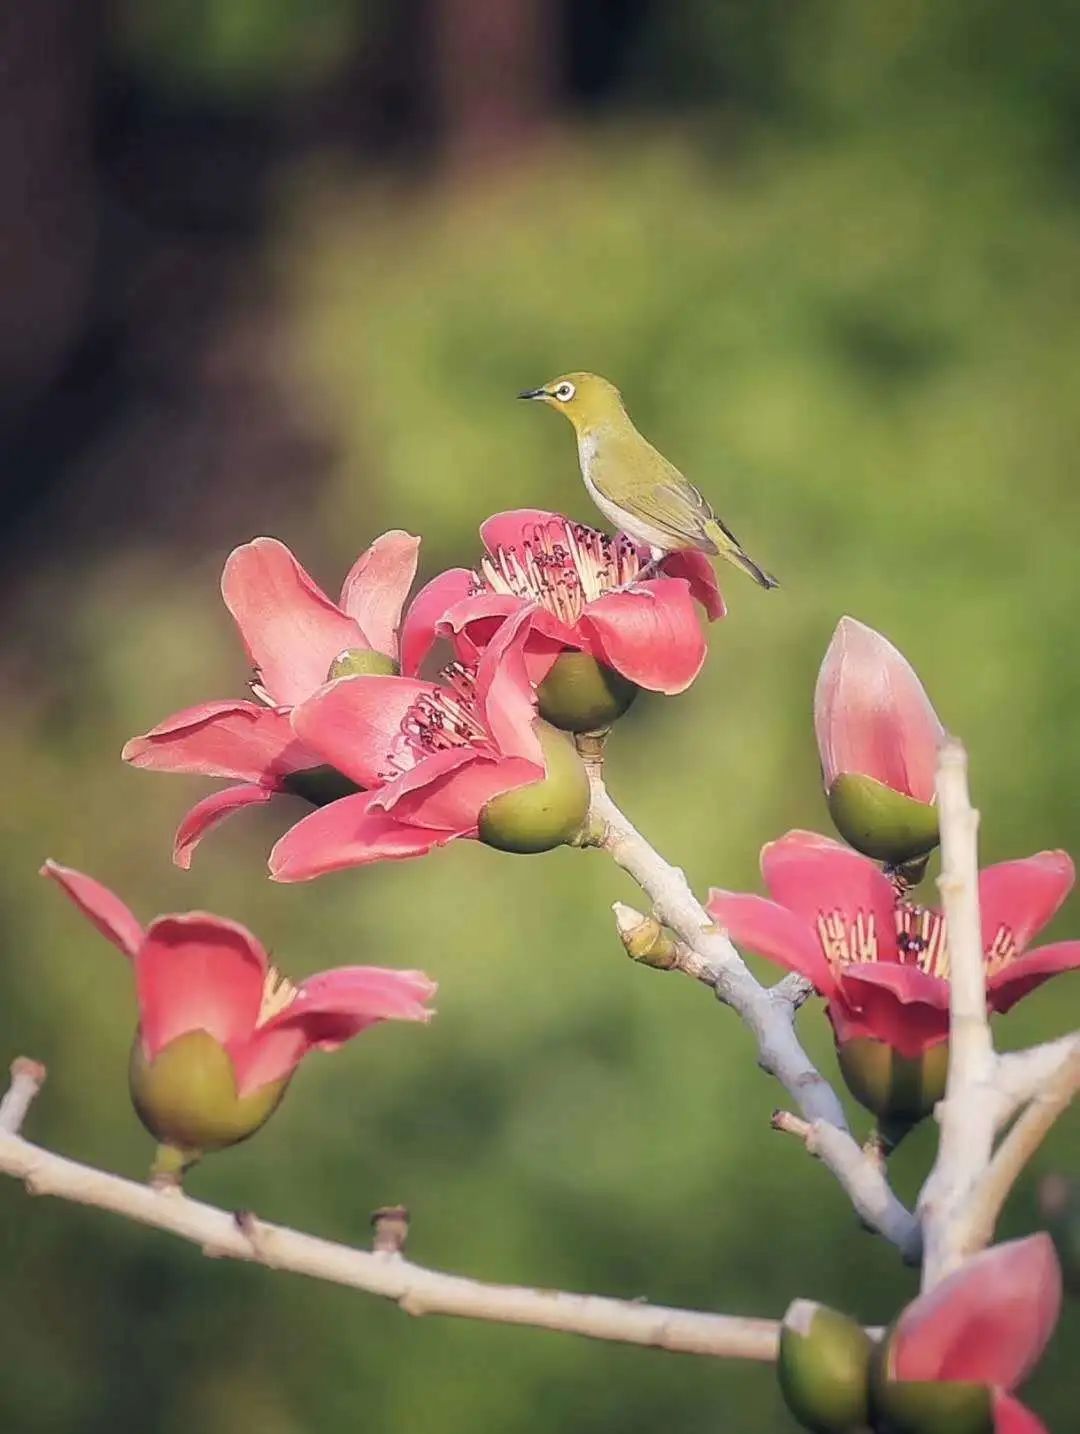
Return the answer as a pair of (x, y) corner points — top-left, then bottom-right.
(1, 2), (1078, 1429)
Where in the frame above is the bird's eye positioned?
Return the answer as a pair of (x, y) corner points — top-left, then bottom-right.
(554, 382), (576, 402)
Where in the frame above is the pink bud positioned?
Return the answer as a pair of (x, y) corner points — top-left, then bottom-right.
(815, 617), (944, 803)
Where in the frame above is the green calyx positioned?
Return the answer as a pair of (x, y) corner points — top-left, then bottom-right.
(827, 773), (940, 865)
(777, 1300), (875, 1432)
(536, 652), (639, 732)
(130, 1029), (290, 1158)
(327, 647), (399, 679)
(837, 1039), (949, 1150)
(282, 764), (363, 807)
(870, 1331), (992, 1433)
(478, 722), (591, 854)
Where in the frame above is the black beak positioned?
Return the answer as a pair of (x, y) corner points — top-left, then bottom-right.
(517, 388), (547, 400)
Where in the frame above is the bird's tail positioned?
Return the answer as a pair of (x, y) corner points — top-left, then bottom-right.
(703, 519), (779, 590)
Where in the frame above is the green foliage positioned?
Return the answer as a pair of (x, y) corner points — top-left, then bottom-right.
(3, 3), (1080, 1430)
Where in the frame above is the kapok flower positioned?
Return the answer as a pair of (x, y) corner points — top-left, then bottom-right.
(123, 532), (429, 866)
(815, 616), (945, 865)
(42, 860), (435, 1178)
(269, 608), (590, 881)
(406, 510), (725, 731)
(872, 1234), (1062, 1433)
(707, 830), (1080, 1057)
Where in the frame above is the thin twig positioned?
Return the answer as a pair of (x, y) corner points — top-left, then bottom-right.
(588, 778), (921, 1260)
(0, 1065), (780, 1363)
(961, 1045), (1080, 1256)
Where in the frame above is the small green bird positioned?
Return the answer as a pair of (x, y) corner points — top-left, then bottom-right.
(518, 371), (778, 590)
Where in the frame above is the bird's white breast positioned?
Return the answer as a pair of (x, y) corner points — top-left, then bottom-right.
(577, 431), (672, 549)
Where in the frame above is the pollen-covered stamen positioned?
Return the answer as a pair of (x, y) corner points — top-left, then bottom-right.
(985, 923), (1018, 976)
(395, 662), (497, 771)
(476, 520), (643, 626)
(895, 904), (950, 978)
(815, 908), (879, 972)
(257, 965), (298, 1027)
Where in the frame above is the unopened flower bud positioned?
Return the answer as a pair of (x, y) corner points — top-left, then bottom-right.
(613, 904), (679, 968)
(871, 1328), (992, 1434)
(777, 1299), (874, 1432)
(478, 723), (591, 854)
(827, 773), (940, 866)
(537, 652), (638, 732)
(836, 1037), (948, 1149)
(328, 647), (399, 680)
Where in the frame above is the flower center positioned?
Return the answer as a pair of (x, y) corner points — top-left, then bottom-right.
(257, 966), (298, 1027)
(476, 520), (641, 625)
(894, 904), (950, 978)
(814, 904), (1019, 982)
(382, 663), (498, 779)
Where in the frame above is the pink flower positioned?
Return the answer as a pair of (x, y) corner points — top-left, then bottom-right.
(877, 1234), (1062, 1433)
(707, 831), (1080, 1058)
(409, 509), (725, 696)
(269, 607), (589, 881)
(123, 532), (425, 867)
(42, 859), (436, 1102)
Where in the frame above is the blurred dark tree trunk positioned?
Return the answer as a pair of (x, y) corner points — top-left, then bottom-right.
(428, 0), (557, 167)
(0, 0), (104, 419)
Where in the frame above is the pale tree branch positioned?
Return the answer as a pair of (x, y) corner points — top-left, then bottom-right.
(917, 739), (1079, 1288)
(960, 1044), (1080, 1257)
(588, 771), (921, 1261)
(0, 1059), (782, 1363)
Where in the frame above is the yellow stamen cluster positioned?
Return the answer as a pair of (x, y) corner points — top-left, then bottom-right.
(257, 966), (298, 1027)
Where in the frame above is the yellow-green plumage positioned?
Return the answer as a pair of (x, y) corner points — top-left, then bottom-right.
(518, 371), (778, 590)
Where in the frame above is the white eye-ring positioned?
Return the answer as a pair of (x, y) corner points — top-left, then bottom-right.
(554, 381), (576, 402)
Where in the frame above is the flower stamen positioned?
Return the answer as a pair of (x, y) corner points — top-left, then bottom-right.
(475, 520), (643, 626)
(257, 965), (298, 1026)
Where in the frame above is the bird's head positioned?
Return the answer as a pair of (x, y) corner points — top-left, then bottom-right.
(517, 372), (626, 433)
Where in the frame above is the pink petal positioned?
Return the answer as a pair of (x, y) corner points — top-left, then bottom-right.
(40, 860), (144, 959)
(705, 890), (835, 992)
(172, 783), (277, 869)
(122, 701), (313, 782)
(837, 965), (951, 1058)
(230, 966), (436, 1095)
(474, 606), (543, 764)
(385, 753), (539, 832)
(338, 530), (420, 660)
(659, 550), (727, 621)
(371, 746), (478, 817)
(891, 1234), (1062, 1389)
(761, 829), (900, 958)
(479, 509), (564, 555)
(136, 913), (267, 1060)
(221, 537), (363, 706)
(438, 590), (533, 666)
(399, 568), (475, 676)
(987, 941), (1080, 1014)
(993, 1392), (1049, 1434)
(268, 790), (455, 881)
(979, 852), (1075, 955)
(290, 675), (437, 787)
(581, 578), (707, 694)
(814, 616), (944, 801)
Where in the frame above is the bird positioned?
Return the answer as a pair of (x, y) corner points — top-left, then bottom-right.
(517, 371), (778, 590)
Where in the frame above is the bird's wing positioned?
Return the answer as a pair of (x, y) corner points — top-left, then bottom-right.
(590, 439), (720, 548)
